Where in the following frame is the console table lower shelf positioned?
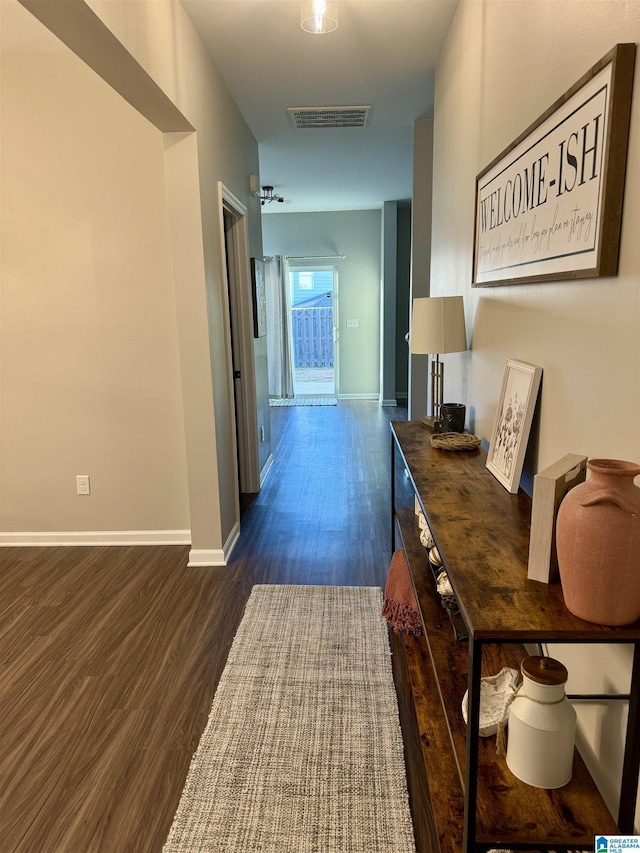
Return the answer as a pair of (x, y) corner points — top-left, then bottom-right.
(396, 506), (619, 853)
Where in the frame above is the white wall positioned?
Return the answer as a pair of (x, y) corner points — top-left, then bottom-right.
(262, 210), (382, 399)
(431, 0), (640, 823)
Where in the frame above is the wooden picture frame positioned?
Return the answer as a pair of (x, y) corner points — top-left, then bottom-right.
(487, 360), (543, 493)
(473, 43), (636, 287)
(527, 453), (587, 583)
(250, 258), (267, 338)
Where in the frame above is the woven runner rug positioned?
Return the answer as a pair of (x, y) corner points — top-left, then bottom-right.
(162, 584), (416, 853)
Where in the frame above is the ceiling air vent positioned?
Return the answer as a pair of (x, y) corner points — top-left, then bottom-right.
(287, 106), (371, 129)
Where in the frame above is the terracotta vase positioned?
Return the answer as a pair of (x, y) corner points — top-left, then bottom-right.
(556, 459), (640, 626)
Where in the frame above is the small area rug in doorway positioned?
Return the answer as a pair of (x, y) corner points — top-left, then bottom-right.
(270, 397), (337, 406)
(162, 585), (416, 853)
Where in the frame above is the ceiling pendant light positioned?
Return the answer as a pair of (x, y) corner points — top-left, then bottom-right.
(300, 0), (338, 34)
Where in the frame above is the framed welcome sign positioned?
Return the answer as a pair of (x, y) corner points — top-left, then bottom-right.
(472, 44), (636, 287)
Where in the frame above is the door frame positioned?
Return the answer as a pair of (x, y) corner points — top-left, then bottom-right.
(332, 266), (340, 397)
(217, 182), (260, 495)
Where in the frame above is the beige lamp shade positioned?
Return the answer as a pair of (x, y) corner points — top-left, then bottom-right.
(410, 296), (467, 355)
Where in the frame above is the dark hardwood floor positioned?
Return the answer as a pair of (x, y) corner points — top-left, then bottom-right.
(0, 400), (433, 853)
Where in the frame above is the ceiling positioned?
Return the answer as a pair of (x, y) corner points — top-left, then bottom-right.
(180, 0), (459, 213)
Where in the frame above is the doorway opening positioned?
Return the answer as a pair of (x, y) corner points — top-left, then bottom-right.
(289, 266), (338, 398)
(219, 184), (260, 519)
(222, 209), (243, 505)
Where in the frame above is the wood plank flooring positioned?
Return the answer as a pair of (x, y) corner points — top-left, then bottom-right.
(0, 401), (433, 853)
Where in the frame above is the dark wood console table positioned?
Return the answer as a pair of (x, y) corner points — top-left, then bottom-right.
(391, 419), (640, 853)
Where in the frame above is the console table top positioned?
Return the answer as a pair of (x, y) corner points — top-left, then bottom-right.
(392, 420), (640, 641)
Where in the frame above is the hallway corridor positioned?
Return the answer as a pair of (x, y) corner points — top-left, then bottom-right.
(232, 400), (409, 587)
(0, 401), (437, 853)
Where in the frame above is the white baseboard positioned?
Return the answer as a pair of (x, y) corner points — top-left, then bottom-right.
(337, 393), (379, 400)
(3, 522), (243, 569)
(187, 548), (226, 567)
(380, 398), (399, 407)
(0, 530), (192, 547)
(188, 519), (241, 568)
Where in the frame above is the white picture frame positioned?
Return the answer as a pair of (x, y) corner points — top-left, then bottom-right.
(487, 360), (543, 493)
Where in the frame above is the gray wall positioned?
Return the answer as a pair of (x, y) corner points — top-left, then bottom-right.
(1, 0), (263, 564)
(410, 118), (434, 418)
(431, 0), (640, 823)
(396, 205), (412, 401)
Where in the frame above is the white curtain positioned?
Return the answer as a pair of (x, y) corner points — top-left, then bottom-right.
(265, 255), (294, 399)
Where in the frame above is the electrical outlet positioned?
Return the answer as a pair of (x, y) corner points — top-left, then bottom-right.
(76, 475), (91, 495)
(346, 318), (359, 328)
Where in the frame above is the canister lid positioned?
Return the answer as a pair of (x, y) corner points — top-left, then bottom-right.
(521, 655), (568, 685)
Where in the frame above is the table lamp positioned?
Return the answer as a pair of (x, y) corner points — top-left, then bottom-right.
(410, 296), (467, 427)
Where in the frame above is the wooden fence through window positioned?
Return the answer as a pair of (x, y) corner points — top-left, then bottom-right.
(292, 307), (334, 368)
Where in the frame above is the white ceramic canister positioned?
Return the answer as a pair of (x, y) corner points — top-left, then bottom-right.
(506, 656), (576, 789)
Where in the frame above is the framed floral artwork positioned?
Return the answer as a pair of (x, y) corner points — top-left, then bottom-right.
(487, 360), (543, 493)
